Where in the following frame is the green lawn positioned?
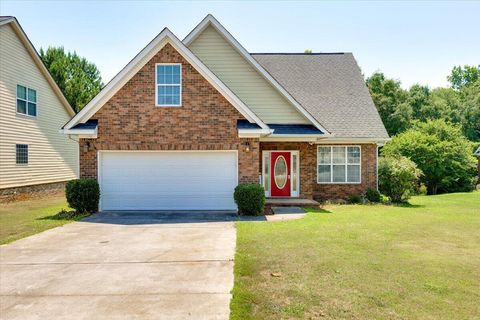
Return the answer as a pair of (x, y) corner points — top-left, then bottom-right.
(231, 192), (480, 319)
(0, 194), (86, 245)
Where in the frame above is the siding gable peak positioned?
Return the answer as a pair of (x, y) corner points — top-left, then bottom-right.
(184, 15), (330, 134)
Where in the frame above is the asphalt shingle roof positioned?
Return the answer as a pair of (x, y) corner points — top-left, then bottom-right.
(237, 120), (323, 135)
(0, 16), (14, 23)
(71, 120), (98, 130)
(252, 53), (389, 139)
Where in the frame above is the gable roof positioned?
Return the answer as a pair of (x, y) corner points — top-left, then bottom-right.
(0, 16), (75, 116)
(63, 27), (269, 131)
(252, 53), (389, 139)
(183, 14), (330, 135)
(474, 146), (480, 157)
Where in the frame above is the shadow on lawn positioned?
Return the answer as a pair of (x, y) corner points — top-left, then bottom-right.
(393, 202), (425, 208)
(304, 207), (332, 214)
(38, 210), (90, 221)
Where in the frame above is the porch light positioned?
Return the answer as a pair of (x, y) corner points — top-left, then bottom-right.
(83, 141), (90, 153)
(245, 141), (250, 152)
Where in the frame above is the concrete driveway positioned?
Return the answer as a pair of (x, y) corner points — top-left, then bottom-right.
(0, 211), (237, 319)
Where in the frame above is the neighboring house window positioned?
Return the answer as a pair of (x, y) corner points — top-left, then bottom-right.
(17, 85), (37, 116)
(317, 146), (361, 183)
(155, 64), (181, 106)
(16, 144), (28, 165)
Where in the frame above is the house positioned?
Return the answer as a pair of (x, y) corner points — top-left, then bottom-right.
(61, 15), (389, 211)
(0, 17), (78, 195)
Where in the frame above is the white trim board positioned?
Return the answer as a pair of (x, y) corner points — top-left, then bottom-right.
(63, 27), (268, 130)
(183, 14), (331, 135)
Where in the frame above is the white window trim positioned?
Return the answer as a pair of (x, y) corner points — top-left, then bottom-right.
(15, 144), (29, 166)
(317, 145), (361, 184)
(155, 63), (182, 107)
(16, 84), (37, 118)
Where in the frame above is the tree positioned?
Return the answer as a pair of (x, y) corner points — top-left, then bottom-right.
(378, 156), (422, 202)
(447, 65), (480, 90)
(304, 49), (312, 54)
(40, 46), (103, 112)
(366, 71), (480, 142)
(366, 72), (409, 136)
(458, 79), (480, 141)
(382, 120), (477, 194)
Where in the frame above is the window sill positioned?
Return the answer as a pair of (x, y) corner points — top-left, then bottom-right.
(155, 105), (182, 108)
(16, 112), (37, 119)
(317, 182), (362, 185)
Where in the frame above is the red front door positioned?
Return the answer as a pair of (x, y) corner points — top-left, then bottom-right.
(270, 152), (291, 197)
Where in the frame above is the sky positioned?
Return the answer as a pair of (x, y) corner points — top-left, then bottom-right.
(2, 1), (479, 89)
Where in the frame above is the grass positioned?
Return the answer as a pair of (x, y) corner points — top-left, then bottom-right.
(231, 192), (480, 319)
(0, 193), (88, 244)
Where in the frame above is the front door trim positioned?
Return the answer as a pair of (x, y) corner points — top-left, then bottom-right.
(262, 150), (300, 198)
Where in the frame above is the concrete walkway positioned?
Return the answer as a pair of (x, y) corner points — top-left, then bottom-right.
(0, 211), (237, 320)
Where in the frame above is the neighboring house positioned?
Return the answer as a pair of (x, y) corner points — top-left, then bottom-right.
(0, 17), (78, 193)
(62, 15), (389, 211)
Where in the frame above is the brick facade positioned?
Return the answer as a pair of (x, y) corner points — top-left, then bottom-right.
(79, 43), (259, 183)
(78, 42), (378, 201)
(260, 142), (378, 200)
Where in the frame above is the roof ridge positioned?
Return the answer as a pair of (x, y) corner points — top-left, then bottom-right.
(251, 52), (347, 55)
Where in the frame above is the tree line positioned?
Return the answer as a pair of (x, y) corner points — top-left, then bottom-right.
(367, 66), (479, 197)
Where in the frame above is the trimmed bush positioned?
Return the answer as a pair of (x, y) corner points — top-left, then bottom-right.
(365, 188), (381, 203)
(233, 183), (265, 215)
(378, 156), (422, 203)
(348, 194), (362, 204)
(65, 179), (100, 213)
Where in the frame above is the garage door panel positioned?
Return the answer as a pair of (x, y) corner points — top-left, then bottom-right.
(101, 194), (234, 211)
(99, 151), (237, 211)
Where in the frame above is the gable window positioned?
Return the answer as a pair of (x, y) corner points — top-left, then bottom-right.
(16, 144), (28, 165)
(317, 146), (361, 183)
(17, 85), (37, 116)
(155, 64), (181, 106)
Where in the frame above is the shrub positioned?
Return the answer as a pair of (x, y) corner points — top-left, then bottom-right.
(365, 188), (381, 203)
(65, 179), (100, 213)
(233, 183), (265, 215)
(348, 194), (362, 204)
(378, 156), (423, 203)
(417, 184), (428, 196)
(380, 194), (391, 204)
(382, 120), (477, 194)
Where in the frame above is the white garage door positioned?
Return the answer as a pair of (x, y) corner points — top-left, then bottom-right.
(99, 151), (237, 211)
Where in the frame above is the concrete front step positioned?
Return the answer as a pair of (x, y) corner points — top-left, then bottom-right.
(264, 198), (320, 214)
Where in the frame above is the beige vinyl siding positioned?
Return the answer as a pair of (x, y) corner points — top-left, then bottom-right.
(0, 24), (78, 189)
(188, 25), (308, 124)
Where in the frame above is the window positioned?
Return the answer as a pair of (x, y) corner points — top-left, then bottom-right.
(317, 146), (361, 183)
(16, 144), (28, 164)
(156, 64), (181, 106)
(17, 85), (37, 116)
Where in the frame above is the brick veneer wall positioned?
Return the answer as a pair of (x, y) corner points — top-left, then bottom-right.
(260, 142), (378, 200)
(79, 43), (259, 183)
